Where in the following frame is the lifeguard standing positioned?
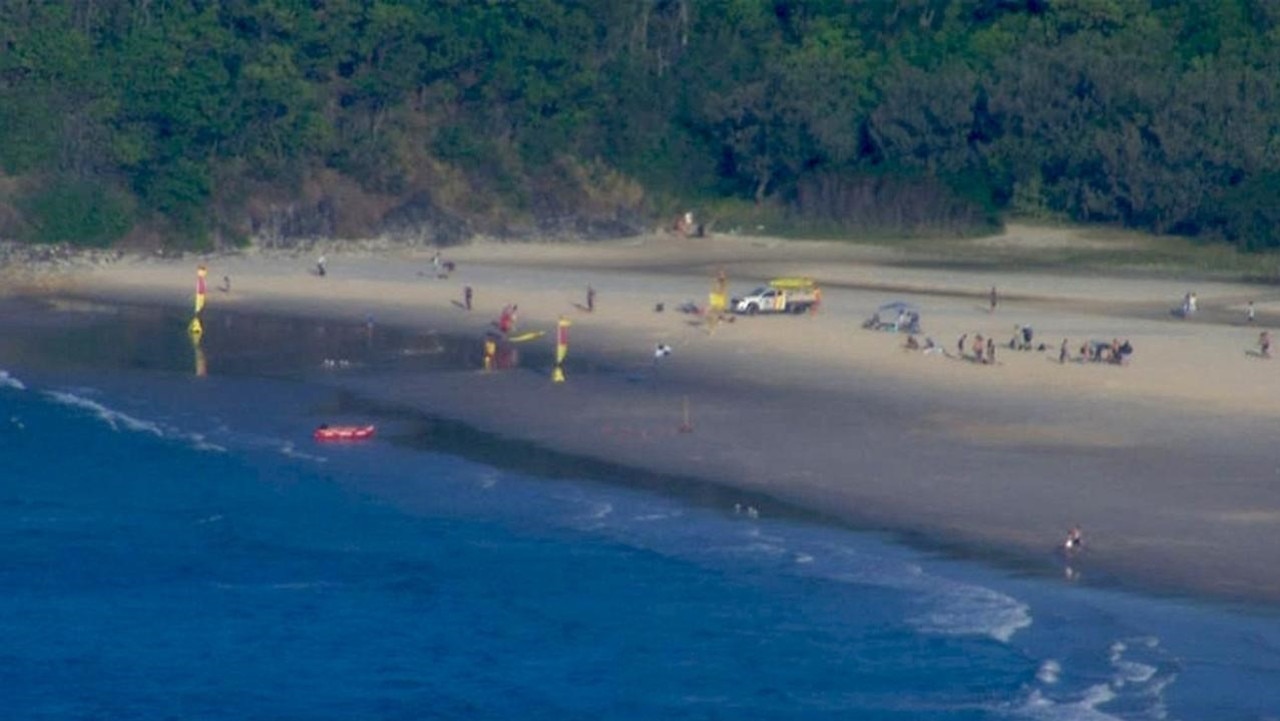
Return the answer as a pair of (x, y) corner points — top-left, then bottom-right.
(707, 269), (728, 333)
(552, 315), (570, 382)
(483, 333), (498, 371)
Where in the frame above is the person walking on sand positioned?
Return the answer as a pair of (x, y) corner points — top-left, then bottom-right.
(586, 284), (596, 312)
(989, 285), (998, 313)
(316, 255), (327, 277)
(986, 337), (996, 365)
(1260, 331), (1272, 358)
(1059, 338), (1070, 364)
(957, 334), (968, 359)
(1064, 525), (1083, 552)
(464, 285), (473, 311)
(1247, 300), (1256, 323)
(498, 304), (514, 334)
(973, 334), (985, 363)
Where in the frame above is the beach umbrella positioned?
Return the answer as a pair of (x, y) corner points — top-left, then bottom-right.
(877, 301), (919, 313)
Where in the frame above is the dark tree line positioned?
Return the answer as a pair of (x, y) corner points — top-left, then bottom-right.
(3, 0), (1280, 249)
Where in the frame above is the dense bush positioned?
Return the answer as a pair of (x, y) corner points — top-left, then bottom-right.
(22, 179), (134, 248)
(2, 1), (1280, 248)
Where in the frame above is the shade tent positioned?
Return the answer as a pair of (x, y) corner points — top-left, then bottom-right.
(864, 301), (922, 334)
(877, 301), (919, 314)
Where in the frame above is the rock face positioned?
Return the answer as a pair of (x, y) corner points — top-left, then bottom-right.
(248, 198), (338, 248)
(376, 192), (471, 246)
(238, 177), (649, 250)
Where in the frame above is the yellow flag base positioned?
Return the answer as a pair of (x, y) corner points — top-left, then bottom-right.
(552, 365), (565, 383)
(188, 317), (204, 337)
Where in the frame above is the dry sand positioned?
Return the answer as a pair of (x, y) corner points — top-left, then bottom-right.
(8, 227), (1280, 605)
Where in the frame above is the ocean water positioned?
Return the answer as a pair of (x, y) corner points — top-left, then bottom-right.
(2, 305), (1280, 720)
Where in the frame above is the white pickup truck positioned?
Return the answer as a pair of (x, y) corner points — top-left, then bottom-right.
(731, 278), (820, 315)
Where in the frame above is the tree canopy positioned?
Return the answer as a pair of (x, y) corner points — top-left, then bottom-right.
(3, 0), (1280, 249)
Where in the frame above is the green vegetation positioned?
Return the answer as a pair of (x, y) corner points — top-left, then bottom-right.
(3, 1), (1280, 252)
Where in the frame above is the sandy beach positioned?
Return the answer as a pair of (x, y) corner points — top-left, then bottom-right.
(8, 226), (1280, 605)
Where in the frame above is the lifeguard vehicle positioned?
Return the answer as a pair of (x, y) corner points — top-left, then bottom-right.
(731, 277), (820, 315)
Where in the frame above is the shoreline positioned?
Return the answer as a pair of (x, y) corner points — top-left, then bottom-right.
(7, 230), (1280, 607)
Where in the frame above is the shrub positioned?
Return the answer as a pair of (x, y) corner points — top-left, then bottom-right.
(22, 179), (134, 247)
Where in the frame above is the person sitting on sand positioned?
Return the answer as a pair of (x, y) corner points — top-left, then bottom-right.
(904, 334), (920, 351)
(922, 337), (942, 355)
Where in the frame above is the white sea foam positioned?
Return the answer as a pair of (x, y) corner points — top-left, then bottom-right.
(633, 512), (677, 522)
(46, 391), (165, 436)
(476, 470), (500, 489)
(1106, 636), (1175, 718)
(0, 370), (26, 390)
(1037, 659), (1062, 685)
(189, 434), (227, 453)
(1112, 659), (1157, 685)
(279, 441), (326, 463)
(908, 581), (1032, 643)
(1015, 686), (1123, 721)
(544, 477), (1033, 643)
(44, 389), (226, 453)
(740, 541), (788, 558)
(1018, 635), (1176, 721)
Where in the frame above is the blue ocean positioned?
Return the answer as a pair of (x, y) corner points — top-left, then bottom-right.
(2, 304), (1279, 720)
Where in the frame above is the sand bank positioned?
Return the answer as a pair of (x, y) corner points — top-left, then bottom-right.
(12, 229), (1280, 605)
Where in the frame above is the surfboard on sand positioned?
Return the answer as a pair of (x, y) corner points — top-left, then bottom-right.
(507, 331), (546, 343)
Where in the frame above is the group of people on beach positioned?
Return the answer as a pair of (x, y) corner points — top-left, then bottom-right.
(1073, 338), (1135, 364)
(941, 333), (999, 364)
(888, 290), (1141, 372)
